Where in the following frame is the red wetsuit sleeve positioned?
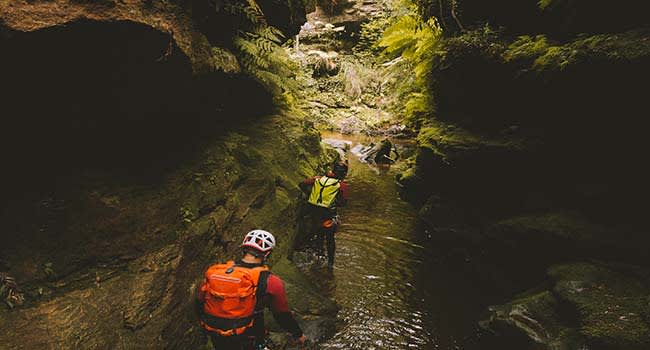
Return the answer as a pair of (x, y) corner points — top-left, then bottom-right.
(302, 176), (320, 186)
(266, 274), (290, 312)
(265, 274), (303, 337)
(339, 181), (349, 201)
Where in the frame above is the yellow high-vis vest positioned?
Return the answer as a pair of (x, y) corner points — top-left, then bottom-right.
(308, 177), (341, 208)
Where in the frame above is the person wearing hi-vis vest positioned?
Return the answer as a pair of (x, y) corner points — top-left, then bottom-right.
(300, 160), (349, 267)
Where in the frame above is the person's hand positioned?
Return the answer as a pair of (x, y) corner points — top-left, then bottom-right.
(297, 334), (306, 345)
(290, 334), (307, 349)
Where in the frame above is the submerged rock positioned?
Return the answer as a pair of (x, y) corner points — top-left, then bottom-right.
(550, 263), (650, 349)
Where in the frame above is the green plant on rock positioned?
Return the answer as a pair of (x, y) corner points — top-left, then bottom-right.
(354, 1), (400, 56)
(377, 7), (443, 123)
(234, 27), (299, 105)
(179, 206), (195, 224)
(503, 35), (551, 63)
(503, 34), (581, 72)
(538, 0), (562, 10)
(43, 262), (55, 280)
(212, 0), (300, 106)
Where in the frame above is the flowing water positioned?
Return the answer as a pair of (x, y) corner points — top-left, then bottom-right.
(303, 133), (539, 350)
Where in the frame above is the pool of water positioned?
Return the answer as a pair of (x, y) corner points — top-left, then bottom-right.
(301, 133), (540, 350)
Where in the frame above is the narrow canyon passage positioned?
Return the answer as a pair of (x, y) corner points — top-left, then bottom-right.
(296, 135), (538, 350)
(2, 0), (649, 349)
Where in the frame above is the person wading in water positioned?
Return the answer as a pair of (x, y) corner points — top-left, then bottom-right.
(361, 138), (399, 164)
(197, 230), (306, 349)
(300, 161), (349, 268)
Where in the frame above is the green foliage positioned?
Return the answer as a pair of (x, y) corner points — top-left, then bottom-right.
(354, 1), (403, 56)
(215, 0), (299, 107)
(443, 25), (503, 59)
(503, 31), (650, 72)
(234, 27), (299, 106)
(221, 0), (267, 26)
(179, 206), (194, 224)
(538, 0), (562, 10)
(43, 262), (55, 279)
(377, 10), (443, 123)
(502, 34), (576, 71)
(503, 35), (551, 62)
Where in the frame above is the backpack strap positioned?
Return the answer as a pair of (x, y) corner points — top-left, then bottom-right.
(254, 270), (271, 313)
(318, 177), (340, 187)
(316, 177), (341, 204)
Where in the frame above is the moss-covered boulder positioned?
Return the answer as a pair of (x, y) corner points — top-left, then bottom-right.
(401, 26), (650, 234)
(264, 258), (339, 343)
(550, 263), (650, 349)
(482, 290), (585, 350)
(486, 213), (608, 262)
(397, 123), (528, 223)
(484, 262), (650, 350)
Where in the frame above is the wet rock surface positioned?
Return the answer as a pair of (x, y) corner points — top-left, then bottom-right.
(393, 2), (650, 349)
(0, 0), (216, 74)
(0, 114), (338, 349)
(0, 2), (336, 344)
(484, 262), (650, 350)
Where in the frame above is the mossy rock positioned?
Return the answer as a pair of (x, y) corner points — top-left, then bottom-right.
(264, 258), (338, 343)
(549, 263), (650, 349)
(484, 290), (586, 350)
(484, 261), (650, 349)
(268, 258), (338, 316)
(487, 212), (608, 258)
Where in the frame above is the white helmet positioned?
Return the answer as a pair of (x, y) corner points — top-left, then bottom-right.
(241, 229), (276, 254)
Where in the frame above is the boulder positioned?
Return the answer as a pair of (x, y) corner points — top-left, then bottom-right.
(483, 262), (650, 350)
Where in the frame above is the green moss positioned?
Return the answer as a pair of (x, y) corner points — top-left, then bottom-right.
(502, 30), (650, 72)
(485, 288), (588, 349)
(416, 124), (522, 156)
(550, 263), (650, 348)
(445, 28), (650, 76)
(267, 258), (338, 316)
(538, 0), (560, 10)
(486, 262), (650, 349)
(503, 35), (552, 63)
(442, 26), (506, 61)
(493, 212), (604, 242)
(500, 291), (562, 342)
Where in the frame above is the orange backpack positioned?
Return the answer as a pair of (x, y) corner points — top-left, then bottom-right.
(200, 261), (269, 336)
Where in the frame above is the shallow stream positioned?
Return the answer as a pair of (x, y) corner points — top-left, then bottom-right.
(301, 133), (539, 350)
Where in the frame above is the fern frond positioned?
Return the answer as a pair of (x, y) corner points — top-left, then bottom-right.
(231, 25), (299, 106)
(376, 3), (442, 123)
